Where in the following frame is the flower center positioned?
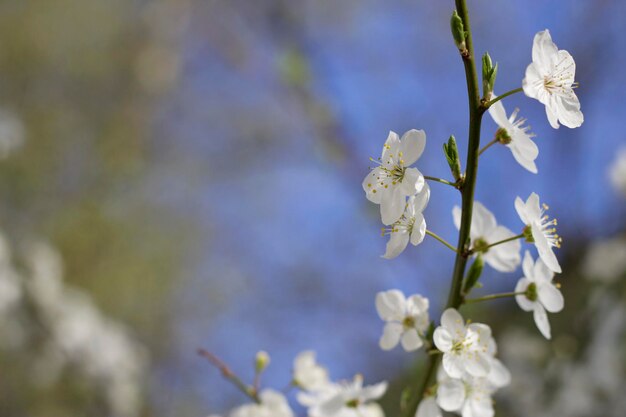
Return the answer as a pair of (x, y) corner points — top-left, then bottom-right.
(345, 399), (360, 408)
(403, 316), (415, 329)
(473, 237), (490, 253)
(525, 282), (538, 302)
(495, 127), (512, 145)
(381, 214), (415, 237)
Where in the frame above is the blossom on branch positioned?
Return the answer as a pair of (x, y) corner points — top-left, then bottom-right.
(293, 351), (330, 392)
(522, 30), (583, 129)
(363, 129), (426, 225)
(381, 184), (429, 259)
(375, 289), (430, 351)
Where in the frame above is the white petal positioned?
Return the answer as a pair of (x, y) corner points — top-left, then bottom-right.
(382, 131), (400, 161)
(407, 294), (429, 314)
(441, 308), (465, 335)
(375, 290), (406, 321)
(488, 358), (511, 389)
(399, 129), (426, 166)
(382, 229), (411, 259)
(433, 328), (453, 353)
(442, 353), (465, 379)
(380, 187), (405, 225)
(472, 202), (497, 237)
(400, 167), (425, 196)
(452, 205), (462, 230)
(509, 134), (539, 174)
(522, 63), (542, 100)
(521, 250), (535, 281)
(379, 322), (403, 350)
(515, 278), (535, 312)
(546, 103), (560, 129)
(465, 351), (491, 378)
(363, 168), (384, 204)
(531, 222), (562, 273)
(533, 256), (554, 282)
(525, 193), (542, 222)
(532, 30), (559, 70)
(555, 93), (583, 129)
(361, 381), (388, 401)
(437, 378), (465, 412)
(410, 214), (426, 246)
(401, 328), (423, 351)
(483, 226), (521, 272)
(464, 396), (494, 417)
(417, 397), (442, 417)
(533, 304), (552, 339)
(488, 100), (510, 128)
(514, 196), (529, 225)
(538, 283), (564, 313)
(412, 183), (430, 213)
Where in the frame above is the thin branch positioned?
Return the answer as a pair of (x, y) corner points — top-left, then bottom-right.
(483, 233), (524, 251)
(425, 230), (458, 253)
(464, 291), (525, 304)
(424, 175), (458, 188)
(197, 348), (260, 403)
(483, 87), (524, 109)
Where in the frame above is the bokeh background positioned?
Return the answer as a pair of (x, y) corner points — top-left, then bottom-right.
(0, 1), (625, 416)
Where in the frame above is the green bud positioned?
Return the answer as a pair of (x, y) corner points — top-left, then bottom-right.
(482, 53), (498, 100)
(443, 135), (462, 182)
(255, 351), (270, 373)
(450, 11), (467, 51)
(463, 255), (484, 296)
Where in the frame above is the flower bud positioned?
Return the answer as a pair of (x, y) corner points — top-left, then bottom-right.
(255, 350), (270, 373)
(482, 52), (498, 101)
(463, 255), (484, 296)
(443, 135), (462, 182)
(450, 11), (467, 52)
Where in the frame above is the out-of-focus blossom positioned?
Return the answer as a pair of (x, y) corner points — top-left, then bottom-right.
(523, 30), (583, 129)
(515, 193), (562, 273)
(381, 184), (429, 259)
(609, 148), (626, 197)
(363, 129), (426, 225)
(230, 390), (294, 417)
(375, 290), (430, 352)
(416, 397), (442, 417)
(583, 237), (626, 283)
(0, 110), (25, 158)
(293, 351), (330, 391)
(453, 202), (521, 272)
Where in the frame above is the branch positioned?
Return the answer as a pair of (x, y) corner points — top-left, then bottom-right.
(197, 348), (260, 403)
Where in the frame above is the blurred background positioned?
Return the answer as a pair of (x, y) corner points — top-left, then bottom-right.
(0, 0), (624, 416)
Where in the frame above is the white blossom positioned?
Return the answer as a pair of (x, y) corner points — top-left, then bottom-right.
(375, 290), (430, 352)
(522, 30), (583, 129)
(609, 147), (626, 197)
(231, 389), (294, 417)
(453, 202), (521, 272)
(416, 397), (442, 417)
(293, 351), (330, 391)
(381, 184), (429, 259)
(363, 129), (426, 225)
(436, 373), (495, 417)
(433, 309), (492, 378)
(515, 192), (562, 273)
(488, 99), (539, 173)
(515, 251), (564, 339)
(298, 375), (387, 417)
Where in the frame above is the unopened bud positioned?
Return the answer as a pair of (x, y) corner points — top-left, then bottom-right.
(443, 135), (463, 182)
(482, 53), (498, 100)
(450, 11), (467, 52)
(255, 351), (270, 373)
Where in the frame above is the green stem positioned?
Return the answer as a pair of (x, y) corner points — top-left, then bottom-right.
(405, 1), (484, 415)
(198, 349), (260, 403)
(483, 87), (523, 109)
(425, 230), (458, 253)
(464, 291), (525, 304)
(424, 175), (457, 188)
(478, 138), (498, 156)
(481, 233), (524, 252)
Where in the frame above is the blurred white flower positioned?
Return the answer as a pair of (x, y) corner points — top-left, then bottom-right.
(298, 375), (387, 417)
(453, 202), (521, 272)
(381, 184), (429, 259)
(293, 351), (330, 391)
(609, 147), (626, 197)
(231, 389), (294, 417)
(375, 290), (430, 352)
(488, 99), (539, 173)
(433, 309), (492, 378)
(416, 397), (442, 417)
(515, 192), (562, 273)
(515, 251), (564, 339)
(583, 237), (626, 283)
(436, 373), (496, 417)
(0, 110), (25, 158)
(363, 129), (426, 225)
(522, 30), (583, 129)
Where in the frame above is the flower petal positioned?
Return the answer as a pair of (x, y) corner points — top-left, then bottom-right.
(417, 397), (442, 417)
(410, 214), (426, 246)
(382, 131), (400, 161)
(441, 308), (465, 335)
(488, 357), (511, 389)
(531, 222), (562, 273)
(399, 129), (426, 166)
(532, 30), (559, 70)
(464, 351), (491, 378)
(452, 206), (462, 230)
(380, 187), (405, 225)
(379, 322), (403, 350)
(375, 290), (406, 321)
(488, 100), (510, 129)
(401, 328), (423, 352)
(433, 328), (453, 353)
(472, 202), (498, 237)
(533, 304), (552, 339)
(400, 167), (425, 196)
(363, 168), (384, 204)
(437, 377), (465, 412)
(538, 282), (564, 313)
(382, 229), (411, 259)
(515, 278), (536, 312)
